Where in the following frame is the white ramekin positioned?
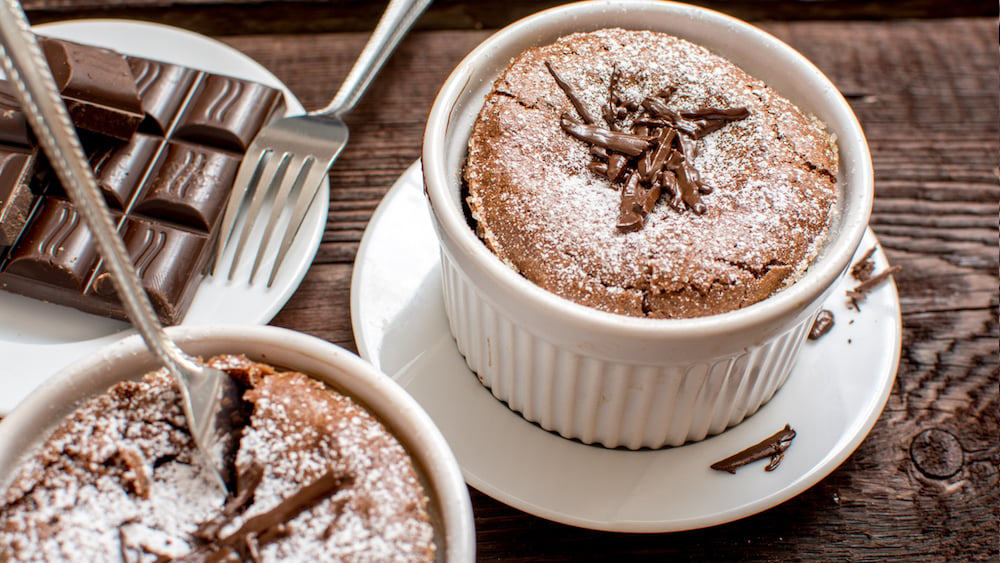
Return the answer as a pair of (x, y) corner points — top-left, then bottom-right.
(422, 0), (873, 449)
(0, 325), (475, 562)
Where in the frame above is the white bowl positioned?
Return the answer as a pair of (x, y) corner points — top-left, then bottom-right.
(0, 325), (475, 562)
(422, 0), (873, 449)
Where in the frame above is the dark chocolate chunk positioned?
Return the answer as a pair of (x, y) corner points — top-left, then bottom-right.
(560, 117), (650, 157)
(85, 132), (160, 209)
(0, 39), (285, 325)
(0, 82), (33, 147)
(545, 60), (599, 125)
(91, 217), (210, 325)
(808, 308), (835, 340)
(133, 141), (240, 231)
(173, 74), (284, 152)
(127, 57), (198, 135)
(0, 148), (36, 248)
(40, 37), (144, 141)
(1, 198), (106, 293)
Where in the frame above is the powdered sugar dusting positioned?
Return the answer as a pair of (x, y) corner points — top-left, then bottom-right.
(0, 356), (435, 562)
(465, 29), (838, 318)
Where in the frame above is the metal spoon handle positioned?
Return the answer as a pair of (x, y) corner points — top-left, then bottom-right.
(0, 1), (193, 375)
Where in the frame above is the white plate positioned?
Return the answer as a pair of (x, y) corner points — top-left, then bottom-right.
(0, 20), (327, 413)
(351, 161), (902, 532)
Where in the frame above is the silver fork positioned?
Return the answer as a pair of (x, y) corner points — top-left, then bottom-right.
(215, 0), (433, 287)
(0, 0), (245, 493)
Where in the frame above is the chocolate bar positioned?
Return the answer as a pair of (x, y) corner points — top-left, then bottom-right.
(0, 38), (285, 325)
(41, 37), (145, 141)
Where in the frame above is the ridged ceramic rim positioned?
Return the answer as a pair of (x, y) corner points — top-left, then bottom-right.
(0, 325), (476, 563)
(423, 0), (873, 347)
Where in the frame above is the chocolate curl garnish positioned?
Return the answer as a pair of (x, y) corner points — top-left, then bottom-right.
(560, 117), (651, 156)
(682, 107), (749, 138)
(711, 424), (797, 474)
(604, 67), (622, 127)
(606, 153), (628, 182)
(545, 61), (599, 125)
(660, 169), (683, 211)
(638, 128), (675, 182)
(641, 97), (700, 136)
(616, 172), (645, 231)
(175, 470), (353, 562)
(674, 161), (706, 214)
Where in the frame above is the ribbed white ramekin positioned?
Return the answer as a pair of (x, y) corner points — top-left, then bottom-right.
(0, 325), (475, 562)
(423, 0), (873, 449)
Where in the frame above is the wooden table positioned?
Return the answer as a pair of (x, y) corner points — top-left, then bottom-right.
(21, 1), (1000, 560)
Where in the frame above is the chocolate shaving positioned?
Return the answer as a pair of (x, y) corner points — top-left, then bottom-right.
(808, 309), (835, 340)
(545, 61), (599, 125)
(172, 469), (353, 562)
(560, 118), (651, 156)
(548, 61), (748, 229)
(193, 462), (266, 542)
(710, 424), (797, 474)
(846, 264), (901, 308)
(851, 246), (877, 281)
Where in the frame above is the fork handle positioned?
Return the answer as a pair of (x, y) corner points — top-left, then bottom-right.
(314, 0), (432, 118)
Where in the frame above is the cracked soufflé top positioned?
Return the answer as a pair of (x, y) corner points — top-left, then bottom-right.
(463, 28), (838, 318)
(0, 355), (435, 562)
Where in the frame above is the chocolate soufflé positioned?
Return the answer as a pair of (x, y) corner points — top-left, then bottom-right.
(464, 28), (839, 319)
(0, 355), (435, 561)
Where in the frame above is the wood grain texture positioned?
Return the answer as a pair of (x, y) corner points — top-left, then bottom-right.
(15, 1), (1000, 558)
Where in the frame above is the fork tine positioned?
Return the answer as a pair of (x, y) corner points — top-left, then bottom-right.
(262, 158), (330, 288)
(226, 151), (291, 280)
(248, 154), (313, 285)
(212, 148), (269, 276)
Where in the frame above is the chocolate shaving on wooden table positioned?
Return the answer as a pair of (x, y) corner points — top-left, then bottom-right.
(546, 60), (748, 230)
(710, 424), (797, 474)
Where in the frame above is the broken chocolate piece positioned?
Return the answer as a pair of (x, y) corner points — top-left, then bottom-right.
(711, 424), (797, 474)
(560, 117), (651, 156)
(0, 82), (32, 147)
(0, 148), (36, 248)
(40, 37), (144, 140)
(545, 61), (598, 125)
(808, 309), (835, 340)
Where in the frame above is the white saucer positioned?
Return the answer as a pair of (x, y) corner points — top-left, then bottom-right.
(0, 20), (327, 413)
(351, 161), (901, 532)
